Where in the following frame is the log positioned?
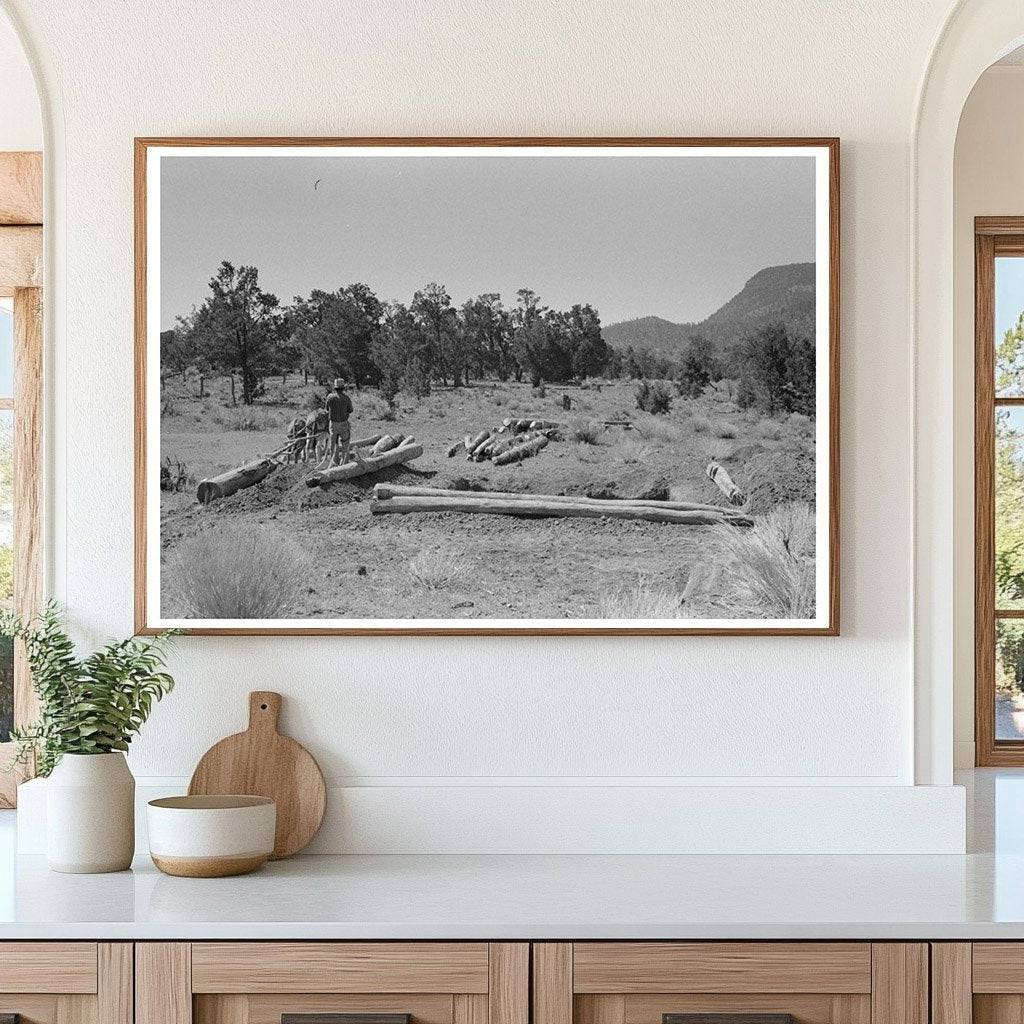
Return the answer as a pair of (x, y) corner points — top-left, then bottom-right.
(493, 434), (549, 465)
(446, 440), (464, 458)
(373, 483), (749, 517)
(467, 430), (497, 458)
(465, 429), (490, 453)
(305, 441), (423, 487)
(371, 434), (402, 456)
(370, 494), (751, 526)
(197, 458), (277, 503)
(706, 460), (746, 506)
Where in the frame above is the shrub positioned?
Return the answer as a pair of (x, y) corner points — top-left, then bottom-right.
(599, 579), (682, 619)
(635, 379), (673, 415)
(214, 407), (282, 431)
(690, 503), (816, 619)
(568, 419), (602, 444)
(165, 523), (312, 619)
(755, 419), (783, 440)
(788, 411), (813, 436)
(691, 414), (711, 434)
(360, 393), (393, 420)
(408, 548), (465, 590)
(160, 397), (178, 417)
(713, 421), (738, 439)
(634, 417), (685, 443)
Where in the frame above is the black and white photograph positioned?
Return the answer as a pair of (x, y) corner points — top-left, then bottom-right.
(137, 139), (838, 635)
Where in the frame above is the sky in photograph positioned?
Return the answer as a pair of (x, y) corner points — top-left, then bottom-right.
(159, 151), (817, 331)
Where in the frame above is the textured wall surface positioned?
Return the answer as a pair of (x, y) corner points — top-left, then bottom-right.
(0, 1), (967, 824)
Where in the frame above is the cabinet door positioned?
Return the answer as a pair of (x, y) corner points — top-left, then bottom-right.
(0, 943), (132, 1024)
(137, 943), (528, 1024)
(534, 944), (927, 1024)
(935, 943), (1024, 1024)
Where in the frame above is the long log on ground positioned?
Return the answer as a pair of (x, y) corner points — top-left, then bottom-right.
(706, 460), (746, 506)
(305, 442), (423, 487)
(198, 458), (278, 503)
(465, 429), (490, 453)
(371, 434), (406, 456)
(446, 440), (464, 458)
(373, 483), (749, 517)
(370, 493), (751, 526)
(493, 434), (549, 465)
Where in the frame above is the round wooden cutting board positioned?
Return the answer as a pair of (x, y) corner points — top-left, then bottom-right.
(188, 691), (326, 859)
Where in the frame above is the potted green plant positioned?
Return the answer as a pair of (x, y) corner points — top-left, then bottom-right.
(2, 603), (177, 873)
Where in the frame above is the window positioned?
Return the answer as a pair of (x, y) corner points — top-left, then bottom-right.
(975, 220), (1024, 764)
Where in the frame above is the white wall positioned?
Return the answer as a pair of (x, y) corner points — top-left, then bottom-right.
(952, 65), (1024, 768)
(1, 0), (972, 851)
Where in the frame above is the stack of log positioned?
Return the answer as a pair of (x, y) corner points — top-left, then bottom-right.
(445, 416), (563, 466)
(371, 483), (753, 526)
(197, 433), (417, 502)
(305, 435), (422, 488)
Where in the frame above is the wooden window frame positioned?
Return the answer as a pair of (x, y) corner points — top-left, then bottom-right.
(0, 151), (43, 806)
(975, 217), (1024, 765)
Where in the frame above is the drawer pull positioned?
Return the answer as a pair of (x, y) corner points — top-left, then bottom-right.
(665, 1016), (796, 1024)
(283, 1016), (411, 1024)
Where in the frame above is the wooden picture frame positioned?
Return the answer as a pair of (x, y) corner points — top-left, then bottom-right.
(135, 137), (840, 637)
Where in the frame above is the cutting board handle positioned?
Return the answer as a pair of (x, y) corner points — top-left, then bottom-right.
(248, 691), (282, 734)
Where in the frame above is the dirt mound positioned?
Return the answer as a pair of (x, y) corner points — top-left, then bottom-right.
(742, 446), (815, 514)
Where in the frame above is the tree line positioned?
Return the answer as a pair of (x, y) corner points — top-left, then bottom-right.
(162, 260), (815, 418)
(162, 261), (610, 405)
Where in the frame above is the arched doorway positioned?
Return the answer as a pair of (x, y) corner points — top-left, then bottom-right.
(914, 0), (1024, 784)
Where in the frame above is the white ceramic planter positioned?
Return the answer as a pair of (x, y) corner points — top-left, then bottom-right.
(46, 752), (135, 873)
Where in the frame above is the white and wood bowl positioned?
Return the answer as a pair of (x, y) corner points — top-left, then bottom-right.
(147, 795), (276, 877)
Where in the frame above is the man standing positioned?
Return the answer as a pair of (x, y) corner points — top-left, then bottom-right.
(326, 378), (354, 466)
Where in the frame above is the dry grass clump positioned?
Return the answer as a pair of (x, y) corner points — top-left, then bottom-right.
(599, 579), (683, 619)
(688, 502), (816, 619)
(408, 548), (466, 590)
(214, 406), (282, 431)
(635, 416), (685, 443)
(713, 421), (738, 439)
(568, 419), (603, 444)
(788, 412), (814, 436)
(165, 522), (311, 618)
(691, 414), (711, 434)
(755, 418), (783, 440)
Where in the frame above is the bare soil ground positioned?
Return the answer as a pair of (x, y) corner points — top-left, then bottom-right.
(159, 375), (816, 620)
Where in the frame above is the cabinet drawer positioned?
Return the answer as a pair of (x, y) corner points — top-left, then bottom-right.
(191, 943), (490, 993)
(140, 942), (528, 1024)
(0, 942), (98, 993)
(535, 943), (925, 1024)
(572, 943), (872, 994)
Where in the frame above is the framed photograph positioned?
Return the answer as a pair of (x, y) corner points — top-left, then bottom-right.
(135, 137), (839, 636)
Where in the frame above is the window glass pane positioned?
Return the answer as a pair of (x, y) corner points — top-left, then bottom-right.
(997, 407), (1024, 609)
(0, 410), (12, 742)
(996, 256), (1024, 396)
(998, 619), (1024, 740)
(0, 303), (12, 400)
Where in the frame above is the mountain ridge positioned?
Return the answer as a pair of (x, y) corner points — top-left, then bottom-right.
(602, 262), (815, 357)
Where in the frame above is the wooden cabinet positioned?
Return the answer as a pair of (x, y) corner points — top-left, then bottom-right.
(136, 943), (528, 1024)
(533, 944), (928, 1024)
(931, 943), (1024, 1024)
(0, 943), (132, 1024)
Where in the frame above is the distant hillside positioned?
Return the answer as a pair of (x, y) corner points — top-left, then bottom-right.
(602, 262), (815, 358)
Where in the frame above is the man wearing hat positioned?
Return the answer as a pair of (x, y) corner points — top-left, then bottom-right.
(326, 377), (355, 467)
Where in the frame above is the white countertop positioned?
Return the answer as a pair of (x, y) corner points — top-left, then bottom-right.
(0, 849), (1022, 940)
(1, 769), (1021, 941)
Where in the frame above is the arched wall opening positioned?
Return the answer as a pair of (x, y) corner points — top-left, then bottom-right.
(914, 0), (1024, 784)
